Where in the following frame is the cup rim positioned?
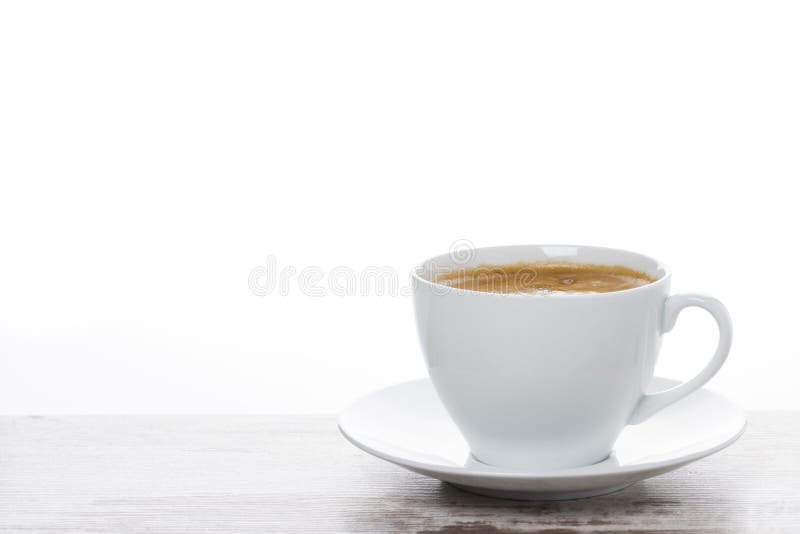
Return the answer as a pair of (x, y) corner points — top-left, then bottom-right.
(412, 243), (671, 299)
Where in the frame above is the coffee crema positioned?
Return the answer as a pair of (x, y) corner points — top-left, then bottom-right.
(435, 261), (655, 294)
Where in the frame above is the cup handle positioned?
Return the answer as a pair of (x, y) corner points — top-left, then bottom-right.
(628, 293), (733, 425)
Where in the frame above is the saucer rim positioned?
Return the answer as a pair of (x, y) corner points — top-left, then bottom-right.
(338, 376), (747, 481)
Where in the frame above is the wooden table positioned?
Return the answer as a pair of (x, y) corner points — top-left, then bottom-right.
(1, 412), (798, 533)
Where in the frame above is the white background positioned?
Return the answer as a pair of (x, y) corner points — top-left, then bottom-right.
(1, 1), (798, 415)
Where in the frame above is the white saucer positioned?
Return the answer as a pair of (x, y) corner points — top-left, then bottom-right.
(338, 377), (746, 501)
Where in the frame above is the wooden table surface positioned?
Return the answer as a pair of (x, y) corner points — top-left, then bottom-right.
(1, 412), (798, 533)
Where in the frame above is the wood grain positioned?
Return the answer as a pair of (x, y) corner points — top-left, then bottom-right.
(0, 412), (798, 533)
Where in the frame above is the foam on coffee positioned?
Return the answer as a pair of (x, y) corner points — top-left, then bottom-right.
(435, 261), (655, 294)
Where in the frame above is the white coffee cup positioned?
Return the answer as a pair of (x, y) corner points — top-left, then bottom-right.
(412, 244), (732, 471)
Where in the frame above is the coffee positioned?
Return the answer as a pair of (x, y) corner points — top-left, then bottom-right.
(435, 261), (655, 294)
